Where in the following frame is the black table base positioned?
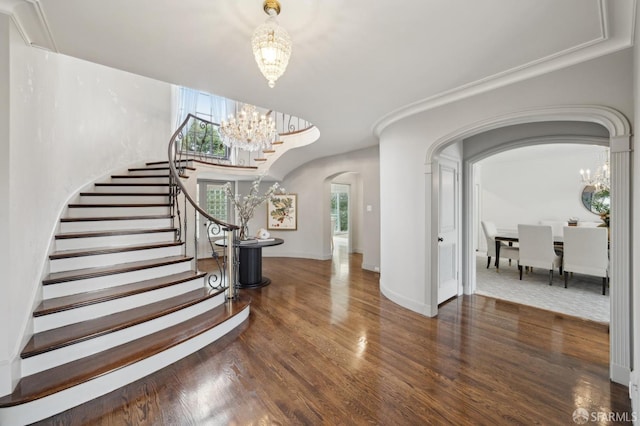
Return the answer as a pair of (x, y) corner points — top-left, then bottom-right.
(235, 238), (284, 289)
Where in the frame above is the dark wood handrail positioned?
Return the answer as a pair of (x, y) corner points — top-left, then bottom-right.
(167, 113), (239, 231)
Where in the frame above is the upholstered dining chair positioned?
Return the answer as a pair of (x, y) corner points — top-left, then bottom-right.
(481, 221), (519, 269)
(562, 226), (609, 295)
(517, 224), (562, 285)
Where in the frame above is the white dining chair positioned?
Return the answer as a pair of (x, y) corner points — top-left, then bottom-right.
(481, 221), (519, 269)
(562, 226), (609, 295)
(517, 224), (562, 285)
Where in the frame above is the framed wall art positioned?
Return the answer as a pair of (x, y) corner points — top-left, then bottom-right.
(267, 194), (297, 230)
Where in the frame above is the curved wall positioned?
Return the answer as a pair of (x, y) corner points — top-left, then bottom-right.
(1, 21), (172, 395)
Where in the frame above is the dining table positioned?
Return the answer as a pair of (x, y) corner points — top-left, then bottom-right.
(494, 232), (563, 269)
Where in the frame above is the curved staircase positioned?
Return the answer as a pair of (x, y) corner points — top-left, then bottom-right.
(0, 163), (249, 425)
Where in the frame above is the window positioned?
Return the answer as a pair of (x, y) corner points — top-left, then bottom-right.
(197, 181), (232, 239)
(175, 87), (232, 160)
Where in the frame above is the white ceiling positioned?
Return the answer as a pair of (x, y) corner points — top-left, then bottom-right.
(1, 0), (636, 177)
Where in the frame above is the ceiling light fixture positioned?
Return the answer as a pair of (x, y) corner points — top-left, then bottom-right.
(251, 0), (292, 88)
(219, 104), (276, 152)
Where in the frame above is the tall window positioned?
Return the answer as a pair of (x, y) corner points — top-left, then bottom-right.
(331, 184), (349, 233)
(175, 87), (233, 160)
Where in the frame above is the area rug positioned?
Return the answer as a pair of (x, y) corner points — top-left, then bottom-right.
(475, 253), (609, 324)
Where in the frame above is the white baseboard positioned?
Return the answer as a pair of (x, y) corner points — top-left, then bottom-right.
(629, 369), (639, 421)
(263, 251), (330, 261)
(611, 361), (631, 385)
(361, 263), (379, 272)
(0, 357), (20, 398)
(380, 279), (435, 317)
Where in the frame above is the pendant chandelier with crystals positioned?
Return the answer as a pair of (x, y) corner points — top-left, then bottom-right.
(580, 149), (610, 191)
(219, 104), (277, 152)
(251, 0), (292, 88)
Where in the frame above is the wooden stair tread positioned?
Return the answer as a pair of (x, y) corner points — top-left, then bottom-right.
(111, 174), (169, 179)
(79, 192), (170, 197)
(22, 287), (224, 358)
(34, 271), (207, 316)
(0, 298), (249, 407)
(49, 241), (183, 260)
(146, 160), (191, 166)
(147, 161), (196, 171)
(55, 227), (176, 239)
(254, 158), (267, 162)
(95, 183), (172, 187)
(43, 255), (192, 285)
(68, 203), (171, 208)
(128, 167), (170, 171)
(272, 140), (284, 145)
(60, 214), (173, 223)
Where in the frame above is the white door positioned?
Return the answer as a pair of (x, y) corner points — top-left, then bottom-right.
(437, 157), (460, 304)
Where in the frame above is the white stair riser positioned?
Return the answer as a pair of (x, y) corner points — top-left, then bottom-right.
(3, 306), (248, 425)
(111, 176), (170, 184)
(93, 185), (172, 194)
(43, 261), (193, 299)
(79, 195), (169, 204)
(59, 217), (173, 233)
(55, 231), (175, 251)
(49, 244), (184, 273)
(22, 292), (226, 376)
(66, 206), (171, 218)
(34, 277), (206, 332)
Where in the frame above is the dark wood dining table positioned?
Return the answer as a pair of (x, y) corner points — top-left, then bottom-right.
(494, 232), (563, 269)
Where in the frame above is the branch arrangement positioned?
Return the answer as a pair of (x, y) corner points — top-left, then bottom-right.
(223, 175), (284, 238)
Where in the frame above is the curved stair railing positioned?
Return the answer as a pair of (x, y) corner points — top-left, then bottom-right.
(269, 110), (313, 136)
(168, 114), (240, 300)
(172, 112), (315, 167)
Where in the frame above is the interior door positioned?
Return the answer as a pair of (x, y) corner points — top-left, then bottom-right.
(437, 157), (460, 304)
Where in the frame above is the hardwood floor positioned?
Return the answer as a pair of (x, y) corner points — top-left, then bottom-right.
(34, 247), (630, 425)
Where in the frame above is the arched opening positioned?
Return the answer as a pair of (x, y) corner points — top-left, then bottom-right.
(470, 139), (609, 322)
(427, 106), (632, 384)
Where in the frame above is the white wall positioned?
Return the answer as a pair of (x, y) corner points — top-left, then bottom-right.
(478, 144), (608, 242)
(1, 22), (172, 395)
(248, 146), (380, 272)
(0, 14), (11, 394)
(378, 48), (633, 317)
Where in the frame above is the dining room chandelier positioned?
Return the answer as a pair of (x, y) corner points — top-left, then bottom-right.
(580, 149), (610, 191)
(251, 0), (292, 88)
(219, 104), (277, 152)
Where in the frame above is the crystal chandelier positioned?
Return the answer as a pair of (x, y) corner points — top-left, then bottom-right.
(580, 149), (610, 191)
(219, 104), (276, 152)
(251, 0), (292, 88)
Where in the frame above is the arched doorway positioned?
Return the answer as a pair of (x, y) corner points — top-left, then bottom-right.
(427, 105), (631, 384)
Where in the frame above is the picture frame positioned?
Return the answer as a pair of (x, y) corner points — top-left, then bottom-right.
(267, 194), (297, 230)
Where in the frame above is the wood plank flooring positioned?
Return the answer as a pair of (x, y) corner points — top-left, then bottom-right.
(33, 249), (630, 425)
